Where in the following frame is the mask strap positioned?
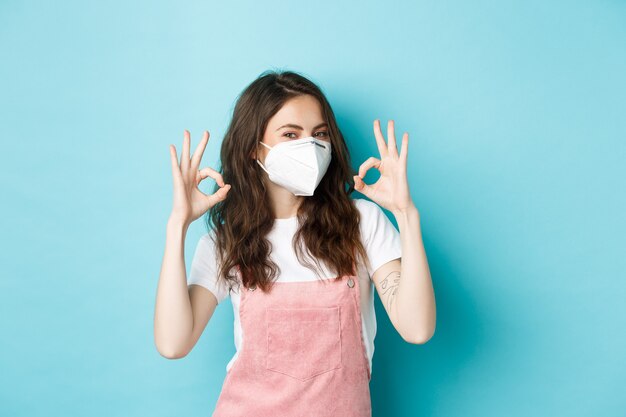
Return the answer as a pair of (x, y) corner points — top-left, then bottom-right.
(256, 141), (273, 174)
(256, 158), (270, 174)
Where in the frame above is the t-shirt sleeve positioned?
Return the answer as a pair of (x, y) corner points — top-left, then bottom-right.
(187, 231), (230, 304)
(355, 198), (403, 278)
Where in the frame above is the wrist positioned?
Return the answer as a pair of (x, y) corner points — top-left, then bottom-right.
(392, 204), (420, 231)
(392, 203), (419, 220)
(167, 215), (190, 232)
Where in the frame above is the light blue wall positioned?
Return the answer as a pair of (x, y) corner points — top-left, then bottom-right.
(1, 1), (624, 416)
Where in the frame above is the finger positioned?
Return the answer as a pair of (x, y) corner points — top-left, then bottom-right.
(358, 156), (382, 178)
(198, 166), (225, 187)
(181, 130), (191, 175)
(373, 119), (388, 158)
(387, 120), (398, 158)
(206, 184), (231, 206)
(169, 144), (184, 185)
(190, 130), (209, 171)
(353, 175), (375, 199)
(399, 132), (409, 165)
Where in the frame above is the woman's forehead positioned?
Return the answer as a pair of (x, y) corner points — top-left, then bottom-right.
(268, 95), (325, 128)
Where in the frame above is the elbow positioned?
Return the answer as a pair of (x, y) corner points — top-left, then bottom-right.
(155, 340), (190, 359)
(157, 346), (189, 359)
(401, 327), (435, 345)
(159, 350), (187, 359)
(402, 333), (430, 345)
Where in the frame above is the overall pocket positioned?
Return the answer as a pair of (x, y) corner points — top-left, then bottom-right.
(265, 306), (343, 381)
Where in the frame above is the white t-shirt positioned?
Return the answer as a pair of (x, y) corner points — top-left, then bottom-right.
(187, 198), (402, 377)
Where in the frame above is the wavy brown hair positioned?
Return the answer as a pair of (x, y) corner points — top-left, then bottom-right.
(204, 69), (371, 295)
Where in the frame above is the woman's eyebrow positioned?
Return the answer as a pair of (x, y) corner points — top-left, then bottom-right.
(276, 122), (328, 131)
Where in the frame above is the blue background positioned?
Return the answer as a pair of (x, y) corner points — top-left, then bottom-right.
(1, 1), (624, 416)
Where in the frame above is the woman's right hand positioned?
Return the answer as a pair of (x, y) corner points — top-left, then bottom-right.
(168, 129), (231, 227)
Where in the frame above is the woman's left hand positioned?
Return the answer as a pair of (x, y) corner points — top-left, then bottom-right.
(354, 119), (417, 215)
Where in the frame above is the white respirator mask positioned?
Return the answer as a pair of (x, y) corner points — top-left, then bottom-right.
(256, 136), (332, 196)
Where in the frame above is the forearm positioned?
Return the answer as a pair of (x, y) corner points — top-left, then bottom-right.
(153, 217), (194, 358)
(392, 205), (436, 343)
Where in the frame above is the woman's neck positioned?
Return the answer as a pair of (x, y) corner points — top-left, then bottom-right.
(267, 182), (303, 219)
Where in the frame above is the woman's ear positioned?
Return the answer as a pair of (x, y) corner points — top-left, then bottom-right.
(249, 146), (258, 161)
(251, 141), (266, 162)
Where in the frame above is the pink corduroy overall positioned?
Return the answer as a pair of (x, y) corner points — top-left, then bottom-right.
(211, 267), (372, 417)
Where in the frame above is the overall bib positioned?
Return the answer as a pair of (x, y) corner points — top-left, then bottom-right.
(212, 267), (372, 417)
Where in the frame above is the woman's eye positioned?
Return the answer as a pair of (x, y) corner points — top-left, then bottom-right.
(284, 131), (328, 139)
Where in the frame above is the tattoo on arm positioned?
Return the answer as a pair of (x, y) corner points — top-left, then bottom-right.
(380, 270), (401, 311)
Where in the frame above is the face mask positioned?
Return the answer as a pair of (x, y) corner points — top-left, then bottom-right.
(256, 136), (332, 196)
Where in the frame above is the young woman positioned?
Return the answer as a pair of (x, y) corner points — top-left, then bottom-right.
(154, 70), (436, 416)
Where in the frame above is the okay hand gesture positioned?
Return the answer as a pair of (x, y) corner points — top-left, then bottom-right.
(169, 130), (231, 227)
(354, 119), (415, 215)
